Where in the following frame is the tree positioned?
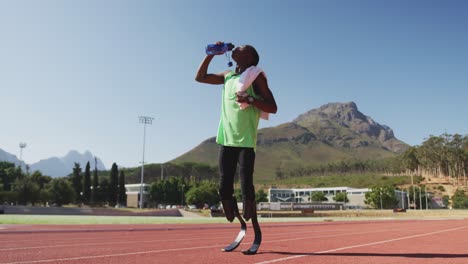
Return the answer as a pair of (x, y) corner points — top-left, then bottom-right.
(29, 171), (52, 205)
(13, 177), (40, 205)
(402, 147), (420, 172)
(0, 190), (18, 204)
(192, 163), (215, 182)
(83, 162), (91, 204)
(91, 157), (99, 205)
(364, 186), (398, 209)
(1, 163), (18, 203)
(452, 189), (468, 209)
(0, 162), (16, 191)
(150, 181), (165, 205)
(118, 170), (127, 206)
(49, 178), (75, 206)
(71, 163), (83, 203)
(311, 192), (328, 202)
(99, 178), (111, 204)
(185, 181), (218, 208)
(1, 164), (22, 191)
(150, 177), (189, 206)
(402, 133), (468, 186)
(256, 189), (268, 203)
(163, 177), (184, 205)
(333, 192), (349, 203)
(109, 163), (119, 206)
(30, 171), (52, 191)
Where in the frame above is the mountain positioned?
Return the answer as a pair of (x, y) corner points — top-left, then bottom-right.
(29, 150), (106, 178)
(0, 149), (106, 178)
(0, 148), (23, 166)
(292, 102), (407, 153)
(171, 102), (409, 180)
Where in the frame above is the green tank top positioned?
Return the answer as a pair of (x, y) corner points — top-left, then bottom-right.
(216, 71), (261, 148)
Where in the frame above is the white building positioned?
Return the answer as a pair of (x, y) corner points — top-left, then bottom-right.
(125, 183), (151, 208)
(268, 187), (408, 209)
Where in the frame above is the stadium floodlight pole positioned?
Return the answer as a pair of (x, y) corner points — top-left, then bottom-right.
(425, 186), (428, 210)
(138, 115), (154, 209)
(410, 174), (416, 210)
(344, 189), (347, 210)
(419, 186), (422, 211)
(19, 142), (27, 169)
(401, 189), (404, 209)
(379, 188), (383, 210)
(407, 188), (410, 210)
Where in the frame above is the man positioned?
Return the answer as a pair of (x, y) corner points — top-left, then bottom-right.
(195, 43), (277, 225)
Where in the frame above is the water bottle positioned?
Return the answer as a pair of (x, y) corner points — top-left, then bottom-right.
(205, 43), (235, 55)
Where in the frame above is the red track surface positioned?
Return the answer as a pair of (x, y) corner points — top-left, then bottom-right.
(1, 219), (467, 264)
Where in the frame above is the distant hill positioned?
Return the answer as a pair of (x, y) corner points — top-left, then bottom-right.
(0, 148), (24, 167)
(30, 150), (106, 178)
(171, 102), (409, 180)
(0, 149), (106, 178)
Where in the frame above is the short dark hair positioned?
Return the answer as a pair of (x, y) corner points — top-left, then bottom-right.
(244, 45), (259, 66)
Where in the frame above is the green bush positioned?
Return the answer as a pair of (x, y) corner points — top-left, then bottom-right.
(185, 181), (218, 207)
(443, 195), (450, 206)
(452, 189), (468, 209)
(311, 191), (328, 202)
(0, 191), (18, 204)
(333, 192), (349, 203)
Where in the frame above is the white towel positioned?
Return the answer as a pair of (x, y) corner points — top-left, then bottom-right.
(236, 66), (269, 120)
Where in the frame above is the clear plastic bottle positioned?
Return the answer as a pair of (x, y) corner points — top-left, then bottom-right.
(205, 43), (235, 55)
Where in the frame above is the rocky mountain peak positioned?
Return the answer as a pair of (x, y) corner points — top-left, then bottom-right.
(295, 101), (365, 124)
(293, 102), (407, 153)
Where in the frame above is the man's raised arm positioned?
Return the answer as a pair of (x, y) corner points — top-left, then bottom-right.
(195, 55), (226, 85)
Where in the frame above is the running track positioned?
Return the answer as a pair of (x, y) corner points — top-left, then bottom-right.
(1, 219), (467, 264)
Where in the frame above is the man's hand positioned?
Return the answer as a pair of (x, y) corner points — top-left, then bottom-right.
(212, 41), (226, 55)
(195, 41), (229, 85)
(236, 92), (252, 104)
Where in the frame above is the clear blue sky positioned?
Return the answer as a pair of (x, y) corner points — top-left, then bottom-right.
(1, 0), (467, 169)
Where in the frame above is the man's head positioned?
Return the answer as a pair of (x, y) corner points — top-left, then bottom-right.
(232, 45), (259, 67)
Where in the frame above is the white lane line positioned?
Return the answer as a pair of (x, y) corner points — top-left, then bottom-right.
(0, 228), (349, 251)
(0, 229), (392, 263)
(0, 244), (225, 264)
(2, 221), (447, 247)
(0, 223), (459, 263)
(255, 226), (466, 264)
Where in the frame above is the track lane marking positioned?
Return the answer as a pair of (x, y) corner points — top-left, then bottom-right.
(1, 222), (462, 263)
(0, 244), (226, 264)
(1, 221), (448, 247)
(255, 226), (466, 263)
(0, 228), (350, 251)
(1, 223), (424, 252)
(0, 227), (433, 264)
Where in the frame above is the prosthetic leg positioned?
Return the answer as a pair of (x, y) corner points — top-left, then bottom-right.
(221, 198), (236, 222)
(221, 197), (247, 252)
(241, 200), (262, 255)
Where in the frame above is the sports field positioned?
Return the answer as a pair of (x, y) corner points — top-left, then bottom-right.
(1, 212), (467, 264)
